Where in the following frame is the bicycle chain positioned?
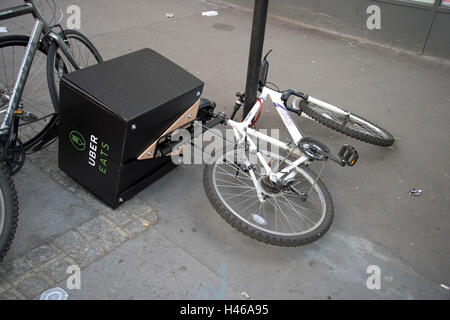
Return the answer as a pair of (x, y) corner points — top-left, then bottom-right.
(0, 135), (25, 175)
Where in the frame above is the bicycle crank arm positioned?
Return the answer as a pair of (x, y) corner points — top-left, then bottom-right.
(315, 145), (358, 167)
(318, 144), (359, 167)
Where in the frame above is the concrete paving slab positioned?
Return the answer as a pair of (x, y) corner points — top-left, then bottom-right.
(59, 228), (243, 300)
(0, 195), (159, 299)
(9, 160), (96, 260)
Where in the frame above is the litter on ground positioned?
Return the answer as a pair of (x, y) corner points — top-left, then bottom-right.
(202, 11), (219, 17)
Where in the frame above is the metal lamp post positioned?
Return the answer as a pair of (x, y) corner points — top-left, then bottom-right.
(243, 0), (269, 117)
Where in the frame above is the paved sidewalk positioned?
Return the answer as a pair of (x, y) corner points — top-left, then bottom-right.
(0, 144), (161, 299)
(0, 0), (449, 299)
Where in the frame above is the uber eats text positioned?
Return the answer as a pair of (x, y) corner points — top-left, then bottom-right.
(88, 135), (110, 174)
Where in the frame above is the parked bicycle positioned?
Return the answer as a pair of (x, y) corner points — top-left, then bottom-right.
(200, 51), (394, 246)
(0, 0), (102, 262)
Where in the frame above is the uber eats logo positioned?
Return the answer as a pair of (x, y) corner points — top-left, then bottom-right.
(69, 130), (110, 174)
(70, 130), (86, 151)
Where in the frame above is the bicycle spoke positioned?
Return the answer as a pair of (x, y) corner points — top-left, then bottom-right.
(281, 194), (321, 215)
(237, 198), (260, 215)
(273, 198), (298, 233)
(1, 49), (9, 89)
(217, 165), (253, 181)
(223, 189), (256, 201)
(0, 41), (54, 144)
(215, 184), (253, 190)
(216, 168), (254, 187)
(279, 196), (315, 228)
(348, 118), (384, 138)
(12, 46), (15, 88)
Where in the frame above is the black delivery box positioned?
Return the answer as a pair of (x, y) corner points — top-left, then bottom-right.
(59, 48), (204, 208)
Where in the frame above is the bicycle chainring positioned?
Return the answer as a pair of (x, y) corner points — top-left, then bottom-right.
(298, 137), (330, 161)
(0, 135), (25, 175)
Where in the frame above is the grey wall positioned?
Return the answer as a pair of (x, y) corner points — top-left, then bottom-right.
(424, 10), (450, 57)
(224, 0), (450, 60)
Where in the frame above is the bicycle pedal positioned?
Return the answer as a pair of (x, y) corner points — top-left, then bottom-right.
(339, 144), (358, 167)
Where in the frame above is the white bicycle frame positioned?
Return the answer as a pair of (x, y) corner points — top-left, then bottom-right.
(226, 86), (344, 202)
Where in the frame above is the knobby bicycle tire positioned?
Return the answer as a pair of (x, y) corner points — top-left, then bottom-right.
(0, 163), (19, 263)
(301, 101), (395, 147)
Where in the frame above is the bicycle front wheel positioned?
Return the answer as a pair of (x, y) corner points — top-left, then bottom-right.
(0, 35), (57, 148)
(300, 100), (395, 147)
(0, 163), (18, 263)
(47, 30), (103, 111)
(203, 148), (334, 246)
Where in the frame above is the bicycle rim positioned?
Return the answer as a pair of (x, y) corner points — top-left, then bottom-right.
(0, 186), (4, 235)
(211, 149), (327, 236)
(307, 102), (392, 140)
(347, 114), (392, 139)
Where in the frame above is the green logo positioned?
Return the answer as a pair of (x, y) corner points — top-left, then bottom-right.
(70, 130), (86, 151)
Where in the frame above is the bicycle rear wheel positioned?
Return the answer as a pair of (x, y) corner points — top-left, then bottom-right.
(300, 99), (395, 147)
(47, 30), (103, 111)
(0, 35), (57, 148)
(203, 148), (334, 246)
